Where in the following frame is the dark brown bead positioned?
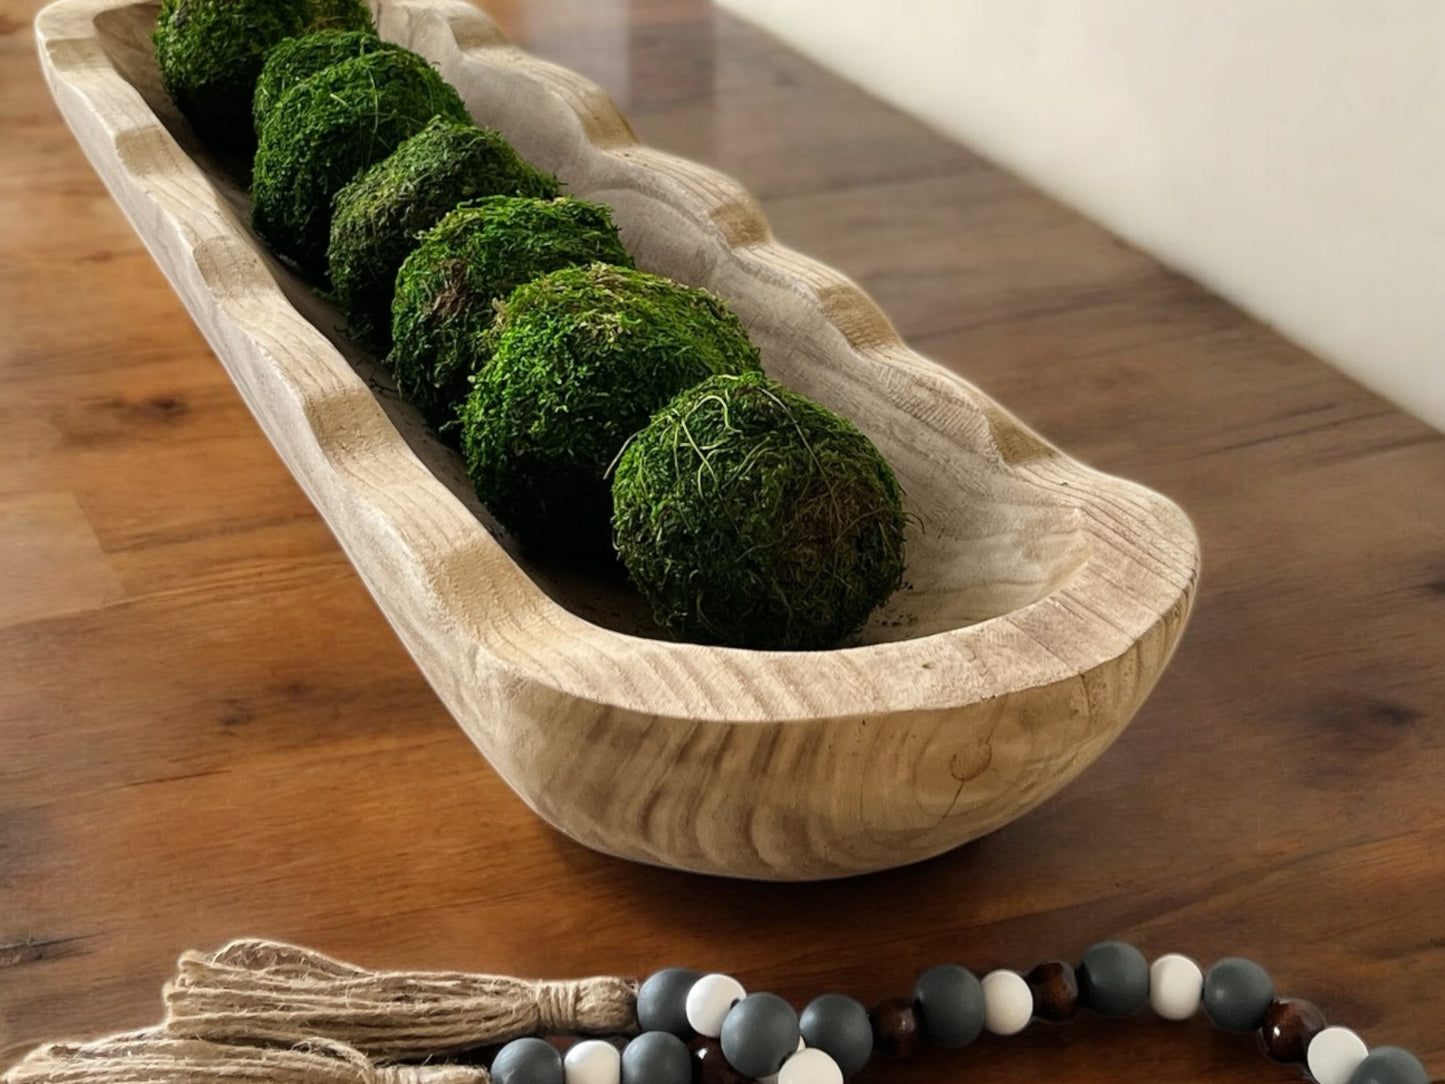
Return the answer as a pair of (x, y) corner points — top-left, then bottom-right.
(690, 1037), (750, 1084)
(1026, 960), (1080, 1023)
(868, 995), (921, 1059)
(1259, 998), (1327, 1063)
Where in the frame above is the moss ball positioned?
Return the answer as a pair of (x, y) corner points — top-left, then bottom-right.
(252, 30), (392, 134)
(612, 371), (907, 650)
(251, 48), (469, 275)
(328, 118), (560, 348)
(387, 196), (633, 428)
(301, 0), (374, 31)
(154, 0), (373, 155)
(459, 265), (763, 562)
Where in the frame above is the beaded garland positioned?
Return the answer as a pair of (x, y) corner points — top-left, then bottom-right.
(488, 941), (1431, 1084)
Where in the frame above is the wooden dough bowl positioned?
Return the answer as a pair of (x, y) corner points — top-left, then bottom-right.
(36, 0), (1200, 880)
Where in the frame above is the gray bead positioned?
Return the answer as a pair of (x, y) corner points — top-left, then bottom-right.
(491, 1037), (563, 1084)
(621, 1031), (691, 1084)
(1202, 957), (1275, 1033)
(720, 992), (801, 1079)
(800, 993), (873, 1078)
(637, 967), (702, 1037)
(911, 964), (984, 1048)
(1078, 941), (1150, 1018)
(1349, 1047), (1431, 1084)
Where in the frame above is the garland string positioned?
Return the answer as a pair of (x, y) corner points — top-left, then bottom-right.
(2, 939), (1432, 1084)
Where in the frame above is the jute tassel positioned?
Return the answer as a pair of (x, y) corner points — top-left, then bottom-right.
(2, 1031), (490, 1084)
(163, 939), (639, 1060)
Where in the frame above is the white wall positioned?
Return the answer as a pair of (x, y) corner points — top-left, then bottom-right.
(713, 0), (1445, 432)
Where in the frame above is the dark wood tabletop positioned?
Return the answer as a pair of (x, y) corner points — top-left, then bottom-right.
(2, 0), (1442, 1080)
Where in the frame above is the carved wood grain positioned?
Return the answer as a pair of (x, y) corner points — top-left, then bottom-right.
(34, 0), (1199, 879)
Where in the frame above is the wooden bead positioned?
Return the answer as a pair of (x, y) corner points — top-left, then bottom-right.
(689, 1038), (750, 1084)
(1077, 941), (1150, 1018)
(1202, 957), (1275, 1033)
(1148, 954), (1203, 1021)
(720, 993), (799, 1080)
(638, 969), (703, 1038)
(912, 964), (985, 1047)
(868, 996), (921, 1059)
(980, 970), (1033, 1036)
(1025, 961), (1079, 1023)
(623, 1033), (691, 1084)
(1307, 1026), (1370, 1084)
(755, 1040), (806, 1084)
(1349, 1046), (1432, 1084)
(493, 1038), (565, 1084)
(777, 1049), (843, 1084)
(799, 994), (873, 1077)
(686, 974), (747, 1038)
(564, 1040), (621, 1084)
(1259, 998), (1327, 1063)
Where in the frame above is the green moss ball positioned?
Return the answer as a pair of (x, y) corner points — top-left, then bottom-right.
(304, 0), (373, 30)
(252, 30), (393, 134)
(328, 118), (560, 348)
(459, 265), (763, 562)
(154, 0), (374, 155)
(387, 196), (633, 428)
(251, 49), (469, 275)
(612, 371), (907, 650)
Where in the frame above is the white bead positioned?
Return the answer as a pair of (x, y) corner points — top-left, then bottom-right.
(1307, 1026), (1369, 1084)
(757, 1046), (814, 1084)
(1149, 954), (1203, 1021)
(778, 1048), (843, 1084)
(685, 973), (746, 1038)
(563, 1039), (620, 1084)
(980, 969), (1032, 1035)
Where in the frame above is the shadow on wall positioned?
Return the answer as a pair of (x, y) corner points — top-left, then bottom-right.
(712, 0), (1445, 434)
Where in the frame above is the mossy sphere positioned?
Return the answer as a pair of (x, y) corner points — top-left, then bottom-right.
(388, 196), (633, 428)
(252, 30), (393, 133)
(328, 118), (560, 347)
(612, 371), (907, 650)
(460, 265), (762, 562)
(304, 0), (373, 29)
(153, 0), (373, 155)
(251, 49), (469, 275)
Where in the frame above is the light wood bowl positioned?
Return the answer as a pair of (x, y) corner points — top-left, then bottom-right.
(36, 0), (1200, 880)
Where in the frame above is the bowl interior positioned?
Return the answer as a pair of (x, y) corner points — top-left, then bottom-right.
(95, 1), (1089, 647)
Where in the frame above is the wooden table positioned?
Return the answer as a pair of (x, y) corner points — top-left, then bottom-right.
(2, 1), (1441, 1080)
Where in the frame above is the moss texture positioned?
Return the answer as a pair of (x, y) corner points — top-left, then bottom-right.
(328, 118), (560, 348)
(154, 0), (373, 156)
(612, 371), (907, 650)
(388, 197), (633, 429)
(459, 265), (762, 562)
(251, 48), (469, 275)
(252, 30), (392, 134)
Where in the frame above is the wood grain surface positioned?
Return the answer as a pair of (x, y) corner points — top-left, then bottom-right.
(2, 0), (1442, 1078)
